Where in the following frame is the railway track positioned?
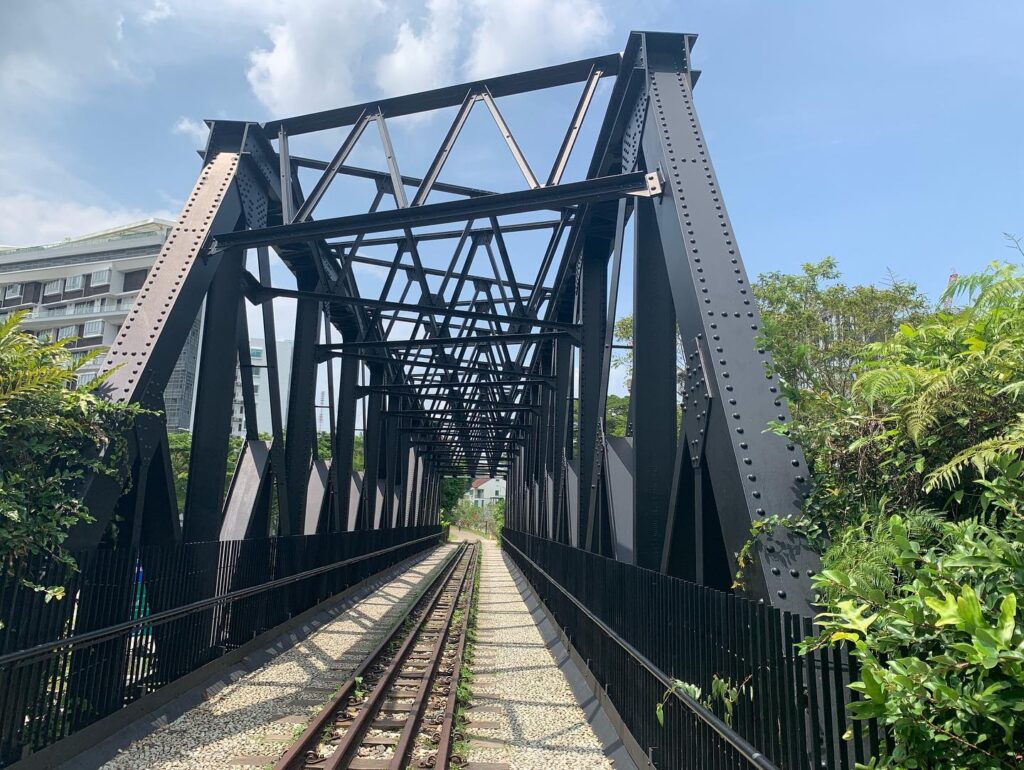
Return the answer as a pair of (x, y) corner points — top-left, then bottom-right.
(274, 542), (478, 770)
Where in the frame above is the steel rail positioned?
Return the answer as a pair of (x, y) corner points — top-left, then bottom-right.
(273, 542), (468, 770)
(432, 540), (479, 767)
(324, 543), (476, 769)
(503, 538), (781, 770)
(387, 543), (478, 769)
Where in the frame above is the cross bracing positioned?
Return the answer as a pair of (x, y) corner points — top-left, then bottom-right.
(68, 30), (820, 616)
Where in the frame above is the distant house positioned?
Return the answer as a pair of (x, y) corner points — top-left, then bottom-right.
(464, 477), (506, 508)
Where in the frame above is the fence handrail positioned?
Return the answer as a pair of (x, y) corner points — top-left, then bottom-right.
(0, 531), (441, 669)
(503, 535), (780, 770)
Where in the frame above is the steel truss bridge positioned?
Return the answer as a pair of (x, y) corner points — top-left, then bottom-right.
(0, 31), (878, 770)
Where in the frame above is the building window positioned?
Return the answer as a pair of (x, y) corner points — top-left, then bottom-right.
(43, 279), (63, 295)
(57, 325), (76, 340)
(38, 329), (55, 342)
(4, 284), (22, 299)
(45, 306), (67, 317)
(90, 269), (111, 286)
(77, 372), (97, 386)
(74, 301), (93, 314)
(83, 319), (104, 337)
(66, 274), (85, 291)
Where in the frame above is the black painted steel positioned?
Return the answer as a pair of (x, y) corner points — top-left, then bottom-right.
(504, 531), (878, 770)
(0, 527), (442, 766)
(29, 27), (838, 767)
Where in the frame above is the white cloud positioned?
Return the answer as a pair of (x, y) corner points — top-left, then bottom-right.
(246, 0), (386, 117)
(375, 0), (464, 97)
(240, 0), (611, 118)
(0, 194), (175, 248)
(140, 0), (174, 24)
(0, 0), (142, 107)
(173, 116), (208, 145)
(466, 0), (611, 80)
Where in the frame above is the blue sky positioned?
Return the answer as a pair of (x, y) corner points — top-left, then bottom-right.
(2, 1), (1022, 335)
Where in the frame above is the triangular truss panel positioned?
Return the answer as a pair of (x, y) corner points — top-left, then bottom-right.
(72, 31), (819, 613)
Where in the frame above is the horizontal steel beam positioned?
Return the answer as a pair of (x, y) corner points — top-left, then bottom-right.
(386, 406), (539, 415)
(332, 218), (565, 250)
(214, 172), (654, 251)
(357, 378), (549, 392)
(336, 353), (553, 382)
(345, 253), (546, 294)
(320, 331), (567, 353)
(248, 280), (578, 331)
(264, 52), (621, 135)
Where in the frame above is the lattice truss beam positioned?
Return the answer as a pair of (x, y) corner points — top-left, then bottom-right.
(71, 31), (820, 613)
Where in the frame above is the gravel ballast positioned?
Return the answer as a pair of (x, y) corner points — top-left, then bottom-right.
(97, 544), (456, 770)
(462, 534), (619, 770)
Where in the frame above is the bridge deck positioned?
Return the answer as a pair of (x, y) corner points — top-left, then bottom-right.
(93, 547), (456, 769)
(453, 531), (630, 770)
(69, 538), (622, 770)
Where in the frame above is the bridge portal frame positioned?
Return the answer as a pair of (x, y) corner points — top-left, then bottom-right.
(68, 30), (819, 615)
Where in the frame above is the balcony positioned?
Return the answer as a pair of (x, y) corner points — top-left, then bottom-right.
(23, 300), (133, 323)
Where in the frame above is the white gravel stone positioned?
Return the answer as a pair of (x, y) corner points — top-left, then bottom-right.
(458, 532), (615, 770)
(100, 545), (456, 770)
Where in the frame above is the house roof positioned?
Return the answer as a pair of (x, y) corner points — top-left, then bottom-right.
(0, 218), (175, 257)
(470, 478), (493, 489)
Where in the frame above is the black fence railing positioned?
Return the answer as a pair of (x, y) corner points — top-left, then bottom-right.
(0, 525), (442, 766)
(503, 530), (882, 770)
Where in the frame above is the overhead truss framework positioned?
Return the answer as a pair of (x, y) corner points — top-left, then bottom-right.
(72, 30), (819, 614)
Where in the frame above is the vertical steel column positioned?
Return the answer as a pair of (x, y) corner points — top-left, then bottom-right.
(282, 270), (321, 536)
(358, 365), (385, 530)
(331, 352), (359, 531)
(577, 228), (610, 554)
(183, 250), (243, 543)
(382, 410), (400, 528)
(632, 195), (678, 570)
(256, 247), (291, 530)
(550, 337), (572, 544)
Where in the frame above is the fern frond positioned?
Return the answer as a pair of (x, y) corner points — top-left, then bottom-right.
(924, 417), (1024, 492)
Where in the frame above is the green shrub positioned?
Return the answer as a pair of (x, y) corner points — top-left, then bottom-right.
(753, 261), (1024, 766)
(809, 514), (1024, 769)
(0, 311), (140, 600)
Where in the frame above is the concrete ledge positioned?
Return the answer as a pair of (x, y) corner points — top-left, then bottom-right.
(12, 543), (443, 770)
(501, 551), (646, 770)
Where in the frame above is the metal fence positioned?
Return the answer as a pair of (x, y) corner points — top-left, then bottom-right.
(503, 530), (882, 770)
(0, 526), (442, 766)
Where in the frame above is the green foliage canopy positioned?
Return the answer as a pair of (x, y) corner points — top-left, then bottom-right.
(754, 262), (1024, 768)
(0, 312), (140, 595)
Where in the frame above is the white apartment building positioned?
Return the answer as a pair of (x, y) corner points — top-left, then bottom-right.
(0, 220), (200, 431)
(464, 477), (506, 508)
(230, 338), (294, 437)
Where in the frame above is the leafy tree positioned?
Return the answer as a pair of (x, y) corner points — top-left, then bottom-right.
(166, 432), (244, 515)
(779, 263), (1024, 540)
(166, 430), (368, 517)
(448, 496), (504, 539)
(753, 257), (927, 409)
(613, 315), (634, 385)
(605, 394), (630, 437)
(0, 312), (140, 598)
(316, 431), (365, 471)
(755, 262), (1024, 767)
(438, 476), (469, 524)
